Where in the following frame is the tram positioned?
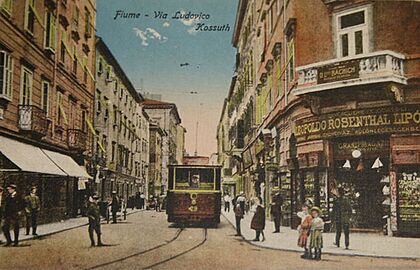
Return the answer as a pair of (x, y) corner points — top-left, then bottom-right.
(166, 165), (222, 226)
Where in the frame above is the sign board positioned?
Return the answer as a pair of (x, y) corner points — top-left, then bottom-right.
(295, 105), (420, 142)
(318, 59), (359, 84)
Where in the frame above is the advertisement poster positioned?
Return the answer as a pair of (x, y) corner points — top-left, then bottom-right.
(0, 0), (419, 269)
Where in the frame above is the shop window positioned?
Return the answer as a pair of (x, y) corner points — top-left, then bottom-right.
(44, 11), (56, 52)
(20, 66), (33, 105)
(0, 50), (13, 99)
(335, 8), (369, 58)
(41, 80), (49, 115)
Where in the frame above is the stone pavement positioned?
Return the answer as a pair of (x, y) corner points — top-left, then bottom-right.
(222, 209), (420, 259)
(0, 208), (143, 243)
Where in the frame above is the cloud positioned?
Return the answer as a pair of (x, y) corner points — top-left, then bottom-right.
(187, 27), (198, 35)
(163, 21), (170, 28)
(133, 27), (168, 46)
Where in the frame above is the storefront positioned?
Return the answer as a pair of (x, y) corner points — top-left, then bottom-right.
(294, 105), (420, 236)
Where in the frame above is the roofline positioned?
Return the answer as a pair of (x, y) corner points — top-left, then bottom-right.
(96, 36), (144, 103)
(232, 0), (248, 47)
(142, 100), (182, 124)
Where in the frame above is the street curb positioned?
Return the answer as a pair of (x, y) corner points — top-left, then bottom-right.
(221, 213), (420, 261)
(2, 209), (145, 244)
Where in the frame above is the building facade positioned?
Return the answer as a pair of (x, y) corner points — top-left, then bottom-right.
(0, 0), (96, 222)
(94, 37), (149, 203)
(143, 99), (182, 193)
(219, 0), (420, 236)
(148, 123), (165, 197)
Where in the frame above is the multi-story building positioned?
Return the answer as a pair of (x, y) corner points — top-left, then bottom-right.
(219, 0), (420, 236)
(148, 123), (165, 197)
(142, 99), (182, 192)
(0, 0), (96, 222)
(94, 37), (149, 203)
(176, 124), (186, 164)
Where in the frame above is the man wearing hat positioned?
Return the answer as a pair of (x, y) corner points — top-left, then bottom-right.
(233, 192), (246, 236)
(86, 194), (103, 247)
(270, 191), (283, 233)
(110, 191), (120, 224)
(2, 183), (24, 246)
(24, 186), (41, 236)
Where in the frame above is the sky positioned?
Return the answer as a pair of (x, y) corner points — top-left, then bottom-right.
(96, 0), (239, 156)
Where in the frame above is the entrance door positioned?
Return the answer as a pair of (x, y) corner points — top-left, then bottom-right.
(334, 158), (387, 230)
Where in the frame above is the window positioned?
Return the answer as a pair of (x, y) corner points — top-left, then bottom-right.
(25, 0), (36, 34)
(20, 67), (33, 105)
(84, 8), (92, 37)
(72, 45), (77, 74)
(120, 88), (124, 99)
(106, 65), (112, 81)
(104, 108), (109, 122)
(60, 41), (66, 63)
(72, 6), (79, 31)
(56, 91), (64, 125)
(44, 11), (56, 51)
(41, 80), (49, 114)
(111, 141), (116, 161)
(268, 6), (273, 33)
(287, 38), (295, 82)
(114, 80), (118, 93)
(113, 105), (117, 125)
(96, 90), (101, 114)
(336, 8), (369, 57)
(97, 57), (103, 75)
(2, 0), (13, 13)
(81, 110), (87, 132)
(0, 50), (13, 98)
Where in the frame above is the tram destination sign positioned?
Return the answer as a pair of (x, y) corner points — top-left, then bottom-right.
(294, 105), (420, 142)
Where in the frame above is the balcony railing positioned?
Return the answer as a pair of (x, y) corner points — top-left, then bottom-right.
(67, 129), (87, 151)
(293, 50), (407, 96)
(18, 105), (48, 137)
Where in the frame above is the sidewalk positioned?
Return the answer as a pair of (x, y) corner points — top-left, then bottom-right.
(222, 209), (420, 259)
(0, 208), (143, 243)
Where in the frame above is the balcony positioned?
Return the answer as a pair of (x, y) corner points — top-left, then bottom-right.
(18, 105), (48, 137)
(67, 129), (87, 151)
(293, 50), (407, 96)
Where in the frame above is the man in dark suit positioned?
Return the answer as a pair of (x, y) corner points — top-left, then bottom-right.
(271, 191), (283, 233)
(333, 187), (352, 249)
(110, 191), (120, 224)
(2, 184), (24, 246)
(87, 194), (103, 247)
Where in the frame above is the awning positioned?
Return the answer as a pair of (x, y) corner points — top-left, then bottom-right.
(0, 136), (67, 176)
(0, 135), (91, 179)
(42, 149), (92, 179)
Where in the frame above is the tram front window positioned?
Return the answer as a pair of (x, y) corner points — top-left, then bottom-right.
(175, 168), (215, 190)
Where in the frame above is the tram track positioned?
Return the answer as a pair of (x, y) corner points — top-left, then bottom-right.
(84, 227), (208, 270)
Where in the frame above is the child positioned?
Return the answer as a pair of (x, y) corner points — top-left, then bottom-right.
(297, 204), (312, 259)
(309, 206), (324, 260)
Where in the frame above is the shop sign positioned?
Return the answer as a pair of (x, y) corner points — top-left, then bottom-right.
(295, 105), (420, 142)
(317, 59), (359, 84)
(398, 172), (420, 233)
(334, 139), (390, 156)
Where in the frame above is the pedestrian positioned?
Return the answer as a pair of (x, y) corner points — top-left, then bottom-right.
(251, 197), (265, 241)
(271, 191), (283, 233)
(155, 196), (160, 212)
(2, 183), (24, 246)
(87, 194), (104, 247)
(140, 193), (145, 209)
(233, 192), (245, 236)
(333, 187), (352, 249)
(0, 186), (4, 244)
(297, 204), (313, 259)
(110, 191), (120, 224)
(309, 206), (324, 260)
(223, 193), (231, 212)
(135, 192), (140, 209)
(24, 186), (41, 236)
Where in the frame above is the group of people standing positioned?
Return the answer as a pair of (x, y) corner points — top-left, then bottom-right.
(226, 191), (284, 242)
(225, 187), (352, 261)
(0, 184), (40, 247)
(297, 187), (352, 260)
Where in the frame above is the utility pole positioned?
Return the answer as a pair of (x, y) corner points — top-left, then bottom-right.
(194, 121), (198, 156)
